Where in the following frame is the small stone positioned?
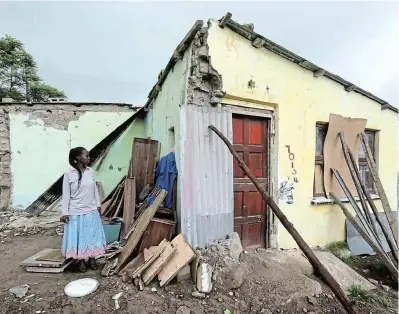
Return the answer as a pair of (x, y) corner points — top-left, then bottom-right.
(9, 285), (29, 298)
(307, 296), (317, 305)
(382, 285), (390, 292)
(176, 305), (191, 314)
(228, 291), (234, 297)
(151, 287), (157, 292)
(303, 308), (308, 313)
(327, 294), (334, 300)
(368, 278), (379, 285)
(218, 297), (223, 302)
(191, 291), (206, 299)
(243, 251), (248, 254)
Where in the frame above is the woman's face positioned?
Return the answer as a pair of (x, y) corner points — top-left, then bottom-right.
(77, 149), (90, 166)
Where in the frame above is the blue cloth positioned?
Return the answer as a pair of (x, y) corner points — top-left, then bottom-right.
(62, 210), (107, 260)
(155, 152), (178, 209)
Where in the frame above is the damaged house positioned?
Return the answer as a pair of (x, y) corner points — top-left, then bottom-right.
(142, 14), (398, 250)
(9, 14), (398, 251)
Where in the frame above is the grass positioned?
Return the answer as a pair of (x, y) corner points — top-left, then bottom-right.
(371, 259), (389, 272)
(325, 241), (348, 252)
(348, 284), (390, 308)
(325, 241), (351, 262)
(348, 284), (371, 301)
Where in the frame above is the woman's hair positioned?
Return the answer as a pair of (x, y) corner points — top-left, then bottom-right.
(68, 147), (86, 184)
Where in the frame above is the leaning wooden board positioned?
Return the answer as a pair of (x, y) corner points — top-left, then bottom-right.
(132, 242), (167, 278)
(158, 234), (195, 286)
(114, 189), (167, 273)
(143, 241), (176, 285)
(129, 138), (160, 196)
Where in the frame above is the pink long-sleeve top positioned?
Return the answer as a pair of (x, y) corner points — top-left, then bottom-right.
(61, 167), (101, 216)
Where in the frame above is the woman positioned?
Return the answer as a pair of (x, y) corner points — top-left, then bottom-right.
(61, 147), (106, 272)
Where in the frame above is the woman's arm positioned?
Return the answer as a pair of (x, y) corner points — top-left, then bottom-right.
(92, 171), (101, 210)
(61, 173), (70, 218)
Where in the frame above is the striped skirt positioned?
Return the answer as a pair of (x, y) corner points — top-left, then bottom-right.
(62, 210), (106, 260)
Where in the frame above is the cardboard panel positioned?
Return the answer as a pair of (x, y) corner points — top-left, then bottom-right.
(323, 114), (366, 198)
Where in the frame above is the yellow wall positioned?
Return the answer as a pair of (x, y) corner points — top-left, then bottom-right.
(207, 20), (398, 248)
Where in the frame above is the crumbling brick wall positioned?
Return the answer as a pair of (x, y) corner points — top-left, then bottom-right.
(0, 103), (136, 211)
(187, 23), (224, 106)
(0, 108), (11, 211)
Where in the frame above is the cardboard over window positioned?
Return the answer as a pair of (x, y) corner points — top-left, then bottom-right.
(323, 114), (366, 198)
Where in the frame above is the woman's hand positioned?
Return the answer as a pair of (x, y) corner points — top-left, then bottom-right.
(60, 216), (69, 224)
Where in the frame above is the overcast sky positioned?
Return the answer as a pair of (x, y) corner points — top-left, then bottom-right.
(1, 1), (398, 107)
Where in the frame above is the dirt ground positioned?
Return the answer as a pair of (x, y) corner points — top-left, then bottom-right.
(0, 232), (397, 314)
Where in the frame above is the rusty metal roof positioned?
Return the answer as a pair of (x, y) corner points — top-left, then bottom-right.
(218, 12), (397, 113)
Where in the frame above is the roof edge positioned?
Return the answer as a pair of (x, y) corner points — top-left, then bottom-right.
(218, 12), (398, 114)
(144, 20), (204, 110)
(0, 102), (141, 110)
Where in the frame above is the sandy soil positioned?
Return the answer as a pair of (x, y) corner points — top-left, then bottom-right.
(0, 233), (397, 314)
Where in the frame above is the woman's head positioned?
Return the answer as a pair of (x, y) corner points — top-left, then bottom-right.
(69, 147), (90, 167)
(68, 147), (90, 183)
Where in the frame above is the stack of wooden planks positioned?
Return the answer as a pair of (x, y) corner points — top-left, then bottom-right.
(120, 234), (195, 287)
(20, 249), (73, 273)
(100, 138), (161, 237)
(99, 137), (182, 285)
(330, 132), (398, 282)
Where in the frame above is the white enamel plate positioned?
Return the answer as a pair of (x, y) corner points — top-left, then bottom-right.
(64, 278), (99, 298)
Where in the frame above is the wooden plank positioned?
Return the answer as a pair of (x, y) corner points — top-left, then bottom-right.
(20, 249), (68, 268)
(130, 138), (160, 196)
(314, 251), (376, 292)
(122, 177), (136, 236)
(330, 192), (398, 281)
(25, 260), (73, 273)
(124, 187), (161, 240)
(36, 249), (65, 262)
(340, 133), (398, 262)
(190, 250), (201, 285)
(100, 199), (111, 215)
(139, 218), (175, 253)
(143, 242), (176, 285)
(361, 133), (398, 245)
(115, 189), (167, 273)
(132, 242), (167, 278)
(158, 234), (195, 287)
(113, 192), (124, 218)
(102, 176), (126, 204)
(120, 253), (145, 278)
(105, 182), (124, 217)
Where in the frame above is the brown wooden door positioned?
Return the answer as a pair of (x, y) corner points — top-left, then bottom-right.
(233, 115), (268, 249)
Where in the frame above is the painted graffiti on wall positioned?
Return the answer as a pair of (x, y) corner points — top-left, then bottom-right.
(279, 145), (299, 204)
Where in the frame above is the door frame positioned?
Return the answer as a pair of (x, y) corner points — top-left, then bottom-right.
(230, 106), (277, 249)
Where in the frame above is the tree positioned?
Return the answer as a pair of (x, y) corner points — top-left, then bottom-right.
(0, 34), (66, 102)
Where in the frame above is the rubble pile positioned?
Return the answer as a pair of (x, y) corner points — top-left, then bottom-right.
(0, 211), (61, 238)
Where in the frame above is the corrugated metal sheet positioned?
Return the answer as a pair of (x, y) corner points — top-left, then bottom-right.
(180, 105), (233, 248)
